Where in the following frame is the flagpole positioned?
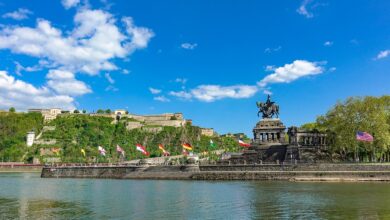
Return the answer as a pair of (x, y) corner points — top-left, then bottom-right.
(372, 132), (375, 163)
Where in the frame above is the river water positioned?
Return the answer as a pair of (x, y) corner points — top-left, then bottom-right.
(0, 173), (389, 219)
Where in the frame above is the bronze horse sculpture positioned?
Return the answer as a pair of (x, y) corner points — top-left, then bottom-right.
(256, 95), (279, 119)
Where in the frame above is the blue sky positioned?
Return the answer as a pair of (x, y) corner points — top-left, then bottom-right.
(0, 0), (389, 135)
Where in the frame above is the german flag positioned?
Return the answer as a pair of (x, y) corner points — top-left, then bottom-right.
(182, 143), (193, 151)
(159, 144), (170, 156)
(52, 148), (61, 156)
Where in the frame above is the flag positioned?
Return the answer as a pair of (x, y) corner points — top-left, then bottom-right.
(239, 139), (251, 147)
(52, 148), (60, 156)
(356, 131), (374, 142)
(210, 139), (216, 148)
(136, 144), (150, 156)
(81, 149), (86, 157)
(116, 144), (125, 156)
(98, 146), (106, 156)
(159, 144), (170, 156)
(182, 143), (193, 151)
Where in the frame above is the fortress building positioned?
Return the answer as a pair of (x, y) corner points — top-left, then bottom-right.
(28, 108), (62, 121)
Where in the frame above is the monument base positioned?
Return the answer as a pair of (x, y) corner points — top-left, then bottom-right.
(252, 118), (286, 145)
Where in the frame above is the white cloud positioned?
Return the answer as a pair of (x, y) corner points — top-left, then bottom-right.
(105, 85), (118, 92)
(122, 17), (155, 52)
(149, 87), (161, 95)
(329, 67), (336, 72)
(181, 43), (197, 50)
(258, 60), (325, 87)
(154, 96), (170, 102)
(14, 61), (42, 76)
(263, 89), (273, 95)
(324, 41), (333, 47)
(2, 8), (32, 20)
(168, 60), (326, 103)
(264, 46), (281, 53)
(104, 72), (115, 84)
(169, 91), (192, 100)
(170, 85), (258, 102)
(174, 78), (187, 84)
(350, 39), (359, 45)
(265, 65), (276, 71)
(376, 50), (390, 60)
(46, 69), (91, 96)
(0, 9), (153, 76)
(0, 71), (75, 110)
(0, 8), (153, 108)
(297, 0), (314, 18)
(191, 85), (258, 102)
(61, 0), (80, 9)
(167, 60), (326, 103)
(122, 69), (130, 74)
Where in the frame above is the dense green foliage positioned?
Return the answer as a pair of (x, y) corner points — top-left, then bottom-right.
(314, 96), (390, 162)
(0, 111), (245, 162)
(36, 115), (243, 162)
(0, 112), (43, 162)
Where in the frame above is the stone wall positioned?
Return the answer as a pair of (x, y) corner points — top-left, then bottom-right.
(41, 163), (390, 181)
(42, 126), (56, 131)
(201, 128), (215, 137)
(199, 163), (390, 172)
(191, 171), (390, 181)
(34, 139), (57, 145)
(142, 127), (163, 133)
(144, 120), (185, 127)
(126, 121), (143, 130)
(41, 165), (199, 179)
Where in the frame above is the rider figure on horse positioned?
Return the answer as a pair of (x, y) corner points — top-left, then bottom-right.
(256, 95), (279, 119)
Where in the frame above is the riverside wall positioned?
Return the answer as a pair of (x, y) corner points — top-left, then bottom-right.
(0, 164), (43, 173)
(41, 165), (199, 180)
(41, 163), (390, 181)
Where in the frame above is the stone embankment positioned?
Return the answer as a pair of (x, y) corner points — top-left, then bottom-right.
(41, 165), (199, 180)
(0, 163), (43, 173)
(41, 163), (390, 181)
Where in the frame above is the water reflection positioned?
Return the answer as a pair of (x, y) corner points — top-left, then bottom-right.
(0, 173), (390, 219)
(249, 182), (390, 219)
(0, 197), (93, 219)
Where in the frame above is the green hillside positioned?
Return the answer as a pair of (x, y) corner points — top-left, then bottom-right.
(0, 113), (244, 163)
(0, 112), (43, 161)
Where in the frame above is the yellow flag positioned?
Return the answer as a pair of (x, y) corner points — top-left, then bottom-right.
(81, 149), (86, 157)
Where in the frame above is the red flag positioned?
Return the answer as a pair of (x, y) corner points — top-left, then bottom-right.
(239, 139), (250, 147)
(136, 144), (150, 156)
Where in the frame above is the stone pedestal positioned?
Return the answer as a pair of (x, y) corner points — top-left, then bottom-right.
(252, 118), (286, 145)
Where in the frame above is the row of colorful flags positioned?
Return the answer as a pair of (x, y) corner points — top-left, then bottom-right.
(51, 132), (374, 158)
(78, 139), (252, 157)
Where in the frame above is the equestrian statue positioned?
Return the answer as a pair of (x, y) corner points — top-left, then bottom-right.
(256, 95), (279, 119)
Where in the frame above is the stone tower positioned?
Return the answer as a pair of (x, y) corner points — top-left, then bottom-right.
(26, 131), (35, 147)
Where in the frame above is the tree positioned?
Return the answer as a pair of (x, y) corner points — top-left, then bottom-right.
(317, 96), (390, 162)
(105, 109), (111, 114)
(73, 110), (80, 114)
(97, 109), (104, 114)
(82, 110), (87, 114)
(9, 107), (15, 113)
